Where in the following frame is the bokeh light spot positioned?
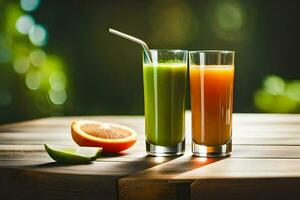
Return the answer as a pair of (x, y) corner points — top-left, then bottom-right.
(211, 2), (250, 42)
(263, 75), (285, 95)
(15, 15), (35, 35)
(254, 75), (300, 113)
(49, 71), (67, 91)
(149, 1), (197, 46)
(286, 81), (300, 101)
(20, 0), (41, 12)
(29, 24), (47, 46)
(25, 71), (41, 90)
(0, 90), (12, 106)
(254, 90), (273, 111)
(254, 90), (298, 113)
(216, 3), (243, 32)
(13, 56), (30, 74)
(48, 89), (67, 105)
(30, 48), (46, 67)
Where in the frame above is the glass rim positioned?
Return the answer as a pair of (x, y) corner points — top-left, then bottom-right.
(189, 50), (235, 54)
(150, 49), (188, 53)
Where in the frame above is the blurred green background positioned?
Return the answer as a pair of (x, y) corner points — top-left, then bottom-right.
(0, 0), (299, 124)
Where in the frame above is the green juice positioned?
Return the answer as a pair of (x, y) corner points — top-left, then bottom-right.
(143, 63), (187, 146)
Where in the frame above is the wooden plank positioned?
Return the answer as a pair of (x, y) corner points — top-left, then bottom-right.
(0, 132), (73, 145)
(119, 179), (191, 200)
(233, 123), (300, 132)
(175, 158), (300, 179)
(0, 167), (119, 200)
(191, 178), (300, 200)
(235, 136), (300, 145)
(189, 158), (300, 200)
(231, 145), (300, 158)
(233, 113), (300, 124)
(119, 180), (178, 200)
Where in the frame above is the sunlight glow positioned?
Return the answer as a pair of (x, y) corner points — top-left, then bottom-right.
(153, 157), (168, 164)
(196, 157), (208, 162)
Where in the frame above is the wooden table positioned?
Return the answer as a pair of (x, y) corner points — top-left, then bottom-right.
(1, 113), (300, 200)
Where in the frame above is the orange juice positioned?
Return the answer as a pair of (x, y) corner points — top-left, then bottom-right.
(190, 65), (234, 146)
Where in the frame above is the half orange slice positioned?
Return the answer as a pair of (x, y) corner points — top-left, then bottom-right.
(71, 120), (137, 153)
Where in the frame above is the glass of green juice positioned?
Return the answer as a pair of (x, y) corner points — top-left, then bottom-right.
(143, 49), (188, 156)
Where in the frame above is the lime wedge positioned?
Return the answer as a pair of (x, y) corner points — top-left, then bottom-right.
(44, 144), (102, 164)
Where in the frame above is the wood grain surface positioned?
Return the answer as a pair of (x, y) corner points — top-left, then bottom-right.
(0, 113), (300, 200)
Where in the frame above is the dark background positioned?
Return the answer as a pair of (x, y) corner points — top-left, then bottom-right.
(0, 0), (299, 124)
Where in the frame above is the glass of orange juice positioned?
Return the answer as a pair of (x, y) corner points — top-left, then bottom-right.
(189, 50), (235, 157)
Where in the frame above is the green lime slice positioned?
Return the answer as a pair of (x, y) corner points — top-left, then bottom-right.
(44, 144), (102, 164)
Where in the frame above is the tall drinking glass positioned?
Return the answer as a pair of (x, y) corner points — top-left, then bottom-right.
(189, 50), (235, 157)
(143, 49), (188, 156)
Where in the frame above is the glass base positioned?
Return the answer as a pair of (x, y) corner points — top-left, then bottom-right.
(146, 140), (185, 156)
(192, 140), (232, 157)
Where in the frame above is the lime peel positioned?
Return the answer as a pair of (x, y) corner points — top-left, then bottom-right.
(45, 144), (102, 164)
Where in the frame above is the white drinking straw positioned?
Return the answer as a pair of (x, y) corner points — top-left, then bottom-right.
(109, 28), (152, 63)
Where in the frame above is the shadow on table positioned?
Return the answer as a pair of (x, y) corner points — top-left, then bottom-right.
(125, 155), (227, 178)
(31, 162), (94, 167)
(108, 155), (179, 174)
(30, 152), (226, 178)
(30, 154), (178, 173)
